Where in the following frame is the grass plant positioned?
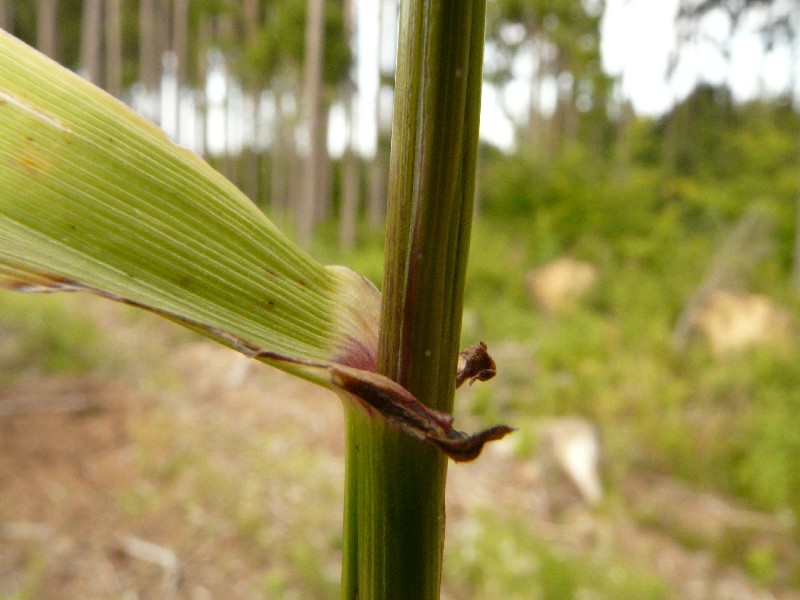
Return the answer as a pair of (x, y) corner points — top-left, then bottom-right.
(0, 6), (503, 596)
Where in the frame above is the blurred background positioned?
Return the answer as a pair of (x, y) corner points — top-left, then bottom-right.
(2, 0), (800, 598)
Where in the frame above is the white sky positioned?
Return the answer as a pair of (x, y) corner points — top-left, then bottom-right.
(155, 0), (799, 156)
(601, 0), (686, 115)
(358, 0), (798, 151)
(601, 0), (797, 116)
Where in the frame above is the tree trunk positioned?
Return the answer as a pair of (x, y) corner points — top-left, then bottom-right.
(339, 0), (359, 248)
(662, 110), (678, 175)
(367, 0), (386, 229)
(790, 28), (800, 289)
(339, 86), (360, 250)
(243, 0), (261, 205)
(550, 56), (577, 152)
(316, 102), (332, 222)
(243, 112), (261, 205)
(217, 13), (236, 184)
(80, 0), (102, 83)
(172, 0), (189, 143)
(0, 1), (13, 31)
(270, 91), (287, 214)
(793, 137), (800, 289)
(613, 96), (633, 181)
(195, 17), (212, 157)
(299, 0), (326, 245)
(138, 0), (155, 89)
(340, 146), (359, 249)
(104, 0), (122, 97)
(288, 113), (305, 225)
(138, 0), (159, 123)
(36, 0), (59, 61)
(526, 34), (544, 152)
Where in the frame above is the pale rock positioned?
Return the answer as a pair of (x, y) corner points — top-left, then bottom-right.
(695, 290), (792, 355)
(526, 257), (597, 314)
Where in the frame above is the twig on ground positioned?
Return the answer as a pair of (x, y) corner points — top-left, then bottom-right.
(120, 535), (182, 596)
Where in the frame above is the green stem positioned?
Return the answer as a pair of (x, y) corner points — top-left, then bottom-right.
(341, 1), (487, 598)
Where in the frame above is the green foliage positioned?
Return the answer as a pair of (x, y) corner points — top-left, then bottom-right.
(445, 512), (668, 599)
(0, 548), (44, 600)
(487, 0), (607, 87)
(242, 0), (352, 86)
(468, 93), (800, 528)
(733, 373), (800, 515)
(296, 90), (800, 590)
(0, 294), (109, 377)
(485, 0), (613, 152)
(8, 0), (82, 68)
(745, 544), (779, 586)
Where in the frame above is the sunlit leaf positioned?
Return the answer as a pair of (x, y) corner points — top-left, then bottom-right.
(0, 31), (509, 461)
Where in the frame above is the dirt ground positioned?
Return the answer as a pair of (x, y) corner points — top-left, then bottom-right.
(1, 298), (798, 599)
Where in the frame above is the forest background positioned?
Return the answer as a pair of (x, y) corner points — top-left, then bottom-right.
(2, 0), (800, 598)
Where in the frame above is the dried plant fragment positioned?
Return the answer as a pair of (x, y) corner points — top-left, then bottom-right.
(456, 341), (496, 388)
(223, 342), (513, 462)
(331, 368), (514, 462)
(428, 424), (516, 462)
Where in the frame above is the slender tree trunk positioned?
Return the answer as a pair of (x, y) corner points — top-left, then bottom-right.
(0, 1), (13, 31)
(104, 0), (122, 97)
(527, 34), (544, 152)
(216, 13), (236, 182)
(790, 28), (800, 289)
(793, 138), (800, 289)
(154, 1), (171, 71)
(299, 0), (326, 245)
(80, 0), (102, 83)
(562, 93), (579, 145)
(613, 96), (632, 181)
(367, 156), (385, 229)
(138, 0), (159, 123)
(243, 100), (261, 205)
(339, 0), (359, 248)
(36, 0), (58, 61)
(172, 0), (189, 144)
(550, 56), (577, 152)
(662, 109), (678, 174)
(316, 102), (332, 222)
(195, 98), (206, 157)
(270, 90), (287, 214)
(288, 105), (305, 225)
(339, 94), (359, 250)
(243, 0), (261, 205)
(367, 0), (386, 229)
(340, 141), (359, 249)
(195, 18), (212, 158)
(138, 0), (155, 86)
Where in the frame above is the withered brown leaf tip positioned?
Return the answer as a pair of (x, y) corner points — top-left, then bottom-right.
(456, 341), (497, 388)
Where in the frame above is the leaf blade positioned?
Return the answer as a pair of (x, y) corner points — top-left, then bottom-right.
(0, 32), (510, 462)
(0, 30), (347, 362)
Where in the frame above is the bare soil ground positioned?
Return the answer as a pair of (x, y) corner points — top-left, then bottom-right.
(1, 298), (798, 599)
